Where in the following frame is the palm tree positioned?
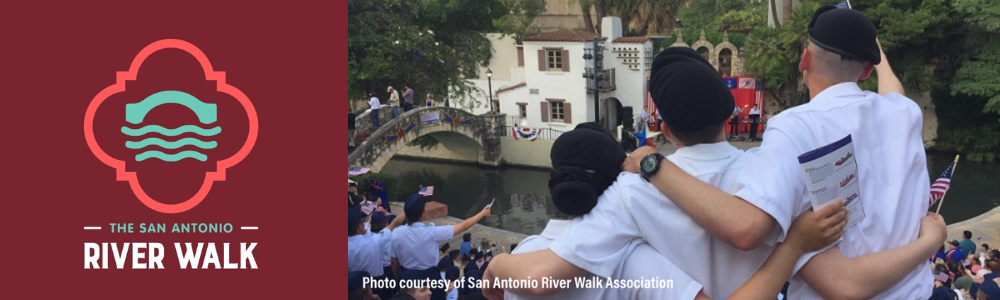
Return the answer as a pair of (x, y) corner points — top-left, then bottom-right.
(576, 0), (686, 36)
(783, 0), (793, 23)
(623, 0), (686, 35)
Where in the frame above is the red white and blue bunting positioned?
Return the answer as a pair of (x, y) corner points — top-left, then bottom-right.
(512, 127), (540, 141)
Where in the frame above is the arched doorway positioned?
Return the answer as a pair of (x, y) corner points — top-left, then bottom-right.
(697, 47), (711, 62)
(719, 49), (733, 76)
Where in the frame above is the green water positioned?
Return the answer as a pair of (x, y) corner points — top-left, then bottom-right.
(926, 153), (1000, 224)
(382, 154), (1000, 236)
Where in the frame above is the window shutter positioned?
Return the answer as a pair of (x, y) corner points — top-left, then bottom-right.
(538, 50), (546, 71)
(561, 50), (570, 72)
(563, 102), (572, 124)
(610, 69), (616, 88)
(541, 102), (550, 122)
(517, 47), (525, 67)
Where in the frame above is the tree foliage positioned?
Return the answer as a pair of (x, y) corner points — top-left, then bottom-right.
(720, 10), (764, 31)
(743, 2), (819, 107)
(678, 0), (763, 31)
(576, 0), (686, 36)
(743, 26), (804, 107)
(742, 0), (1000, 160)
(347, 0), (545, 110)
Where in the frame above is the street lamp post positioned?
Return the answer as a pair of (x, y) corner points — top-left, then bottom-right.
(583, 37), (606, 124)
(486, 69), (494, 113)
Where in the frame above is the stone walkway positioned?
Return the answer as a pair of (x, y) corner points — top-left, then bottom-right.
(945, 206), (1000, 249)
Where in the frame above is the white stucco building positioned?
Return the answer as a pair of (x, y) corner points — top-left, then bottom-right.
(466, 17), (653, 138)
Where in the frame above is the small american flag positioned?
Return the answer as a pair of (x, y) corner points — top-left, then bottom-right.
(349, 167), (370, 176)
(836, 0), (851, 9)
(929, 161), (955, 207)
(419, 186), (435, 196)
(934, 271), (950, 283)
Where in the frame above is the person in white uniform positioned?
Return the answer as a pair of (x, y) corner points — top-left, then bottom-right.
(348, 207), (384, 278)
(502, 123), (705, 300)
(390, 194), (491, 300)
(368, 211), (406, 299)
(483, 50), (868, 300)
(623, 6), (948, 300)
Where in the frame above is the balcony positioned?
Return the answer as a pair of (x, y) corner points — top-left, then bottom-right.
(585, 68), (616, 92)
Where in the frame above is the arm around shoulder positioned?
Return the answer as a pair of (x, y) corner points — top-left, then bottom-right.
(797, 214), (947, 300)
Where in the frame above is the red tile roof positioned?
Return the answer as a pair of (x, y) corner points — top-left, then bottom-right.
(523, 29), (598, 43)
(613, 36), (651, 44)
(496, 83), (527, 95)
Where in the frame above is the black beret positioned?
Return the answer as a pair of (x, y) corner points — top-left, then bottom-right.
(808, 5), (881, 65)
(404, 194), (426, 219)
(650, 47), (735, 136)
(348, 207), (365, 230)
(550, 122), (625, 177)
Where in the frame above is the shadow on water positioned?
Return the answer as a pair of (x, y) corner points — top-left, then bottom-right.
(382, 154), (1000, 236)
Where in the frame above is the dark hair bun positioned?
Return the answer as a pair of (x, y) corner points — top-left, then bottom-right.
(551, 181), (599, 216)
(549, 168), (606, 216)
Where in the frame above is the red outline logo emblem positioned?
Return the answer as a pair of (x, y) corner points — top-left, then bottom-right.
(84, 39), (259, 214)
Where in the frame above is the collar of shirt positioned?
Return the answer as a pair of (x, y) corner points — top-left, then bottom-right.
(807, 82), (867, 109)
(348, 234), (366, 243)
(539, 220), (571, 241)
(408, 222), (428, 228)
(671, 142), (742, 162)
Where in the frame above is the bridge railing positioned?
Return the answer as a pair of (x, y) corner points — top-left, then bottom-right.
(349, 106), (506, 171)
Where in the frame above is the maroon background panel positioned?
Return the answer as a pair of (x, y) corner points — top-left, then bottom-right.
(0, 1), (346, 297)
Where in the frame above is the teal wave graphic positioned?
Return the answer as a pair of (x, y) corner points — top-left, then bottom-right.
(121, 125), (222, 137)
(125, 138), (217, 150)
(135, 150), (208, 162)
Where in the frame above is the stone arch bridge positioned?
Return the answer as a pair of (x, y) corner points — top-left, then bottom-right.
(348, 107), (505, 173)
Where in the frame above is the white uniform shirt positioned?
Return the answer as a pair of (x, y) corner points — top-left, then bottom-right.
(349, 230), (385, 277)
(749, 108), (761, 115)
(506, 220), (703, 300)
(378, 228), (393, 267)
(550, 143), (774, 299)
(369, 97), (381, 110)
(733, 83), (931, 299)
(389, 222), (454, 271)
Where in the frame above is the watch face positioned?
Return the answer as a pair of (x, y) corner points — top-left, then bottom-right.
(641, 155), (657, 173)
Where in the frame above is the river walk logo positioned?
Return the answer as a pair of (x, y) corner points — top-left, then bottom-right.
(84, 39), (259, 214)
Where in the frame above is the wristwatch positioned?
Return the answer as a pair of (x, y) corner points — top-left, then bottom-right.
(640, 153), (666, 182)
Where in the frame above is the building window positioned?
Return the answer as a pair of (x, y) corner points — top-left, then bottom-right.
(518, 103), (527, 118)
(547, 50), (563, 70)
(551, 101), (565, 121)
(538, 49), (569, 72)
(492, 100), (500, 113)
(541, 99), (571, 124)
(517, 46), (525, 67)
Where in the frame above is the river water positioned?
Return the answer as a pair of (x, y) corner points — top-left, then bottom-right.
(382, 154), (999, 236)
